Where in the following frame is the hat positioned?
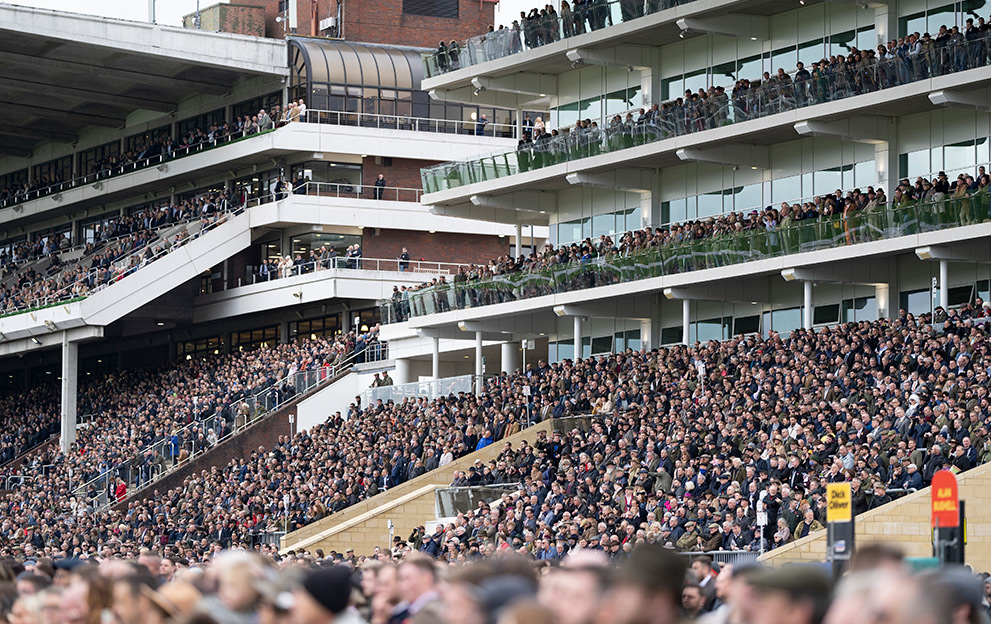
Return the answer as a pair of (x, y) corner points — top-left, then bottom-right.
(301, 566), (352, 615)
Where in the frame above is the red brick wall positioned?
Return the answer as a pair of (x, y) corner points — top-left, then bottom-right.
(363, 229), (508, 266)
(361, 156), (437, 194)
(342, 0), (495, 48)
(217, 0), (493, 46)
(221, 5), (267, 36)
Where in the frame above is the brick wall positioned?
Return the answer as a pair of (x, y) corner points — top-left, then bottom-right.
(342, 0), (495, 49)
(361, 156), (436, 192)
(223, 5), (267, 36)
(363, 229), (508, 266)
(761, 464), (991, 571)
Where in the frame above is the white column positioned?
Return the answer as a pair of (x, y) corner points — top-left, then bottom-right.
(573, 316), (582, 359)
(475, 332), (484, 377)
(940, 259), (949, 310)
(431, 337), (440, 380)
(515, 223), (523, 258)
(875, 284), (890, 320)
(803, 280), (813, 330)
(394, 358), (410, 385)
(682, 299), (690, 346)
(501, 341), (521, 374)
(60, 334), (78, 455)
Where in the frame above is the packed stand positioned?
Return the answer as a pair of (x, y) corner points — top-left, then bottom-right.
(0, 99), (307, 210)
(398, 167), (991, 320)
(0, 326), (383, 543)
(0, 530), (979, 624)
(0, 188), (244, 316)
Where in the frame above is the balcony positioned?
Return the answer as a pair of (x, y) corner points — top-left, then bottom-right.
(386, 196), (983, 321)
(422, 41), (991, 199)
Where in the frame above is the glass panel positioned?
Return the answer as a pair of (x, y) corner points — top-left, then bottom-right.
(770, 307), (802, 335)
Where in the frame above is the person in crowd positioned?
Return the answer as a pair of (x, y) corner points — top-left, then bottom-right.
(374, 175), (387, 200)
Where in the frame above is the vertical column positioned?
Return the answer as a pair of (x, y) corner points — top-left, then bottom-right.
(874, 119), (897, 197)
(475, 332), (484, 396)
(875, 284), (890, 320)
(279, 319), (290, 344)
(515, 223), (523, 258)
(803, 280), (813, 330)
(940, 259), (949, 310)
(431, 337), (440, 380)
(501, 341), (521, 374)
(60, 334), (78, 455)
(682, 299), (690, 346)
(394, 359), (410, 385)
(573, 316), (582, 360)
(515, 108), (523, 140)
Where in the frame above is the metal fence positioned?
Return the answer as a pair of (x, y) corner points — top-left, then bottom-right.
(362, 374), (482, 405)
(677, 550), (761, 565)
(435, 483), (522, 519)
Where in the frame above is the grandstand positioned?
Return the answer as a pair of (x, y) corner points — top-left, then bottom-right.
(0, 0), (990, 586)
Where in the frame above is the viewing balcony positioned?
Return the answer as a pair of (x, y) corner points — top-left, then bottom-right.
(384, 196), (986, 322)
(422, 42), (991, 205)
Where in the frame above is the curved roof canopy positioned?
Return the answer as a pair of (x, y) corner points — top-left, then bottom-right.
(289, 38), (426, 90)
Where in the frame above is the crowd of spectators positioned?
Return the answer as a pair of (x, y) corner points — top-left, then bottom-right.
(0, 532), (980, 624)
(256, 244), (365, 283)
(0, 188), (244, 316)
(2, 302), (991, 563)
(0, 99), (307, 210)
(0, 325), (383, 552)
(394, 167), (990, 319)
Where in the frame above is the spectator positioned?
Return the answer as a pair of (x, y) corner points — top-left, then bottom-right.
(374, 174), (386, 200)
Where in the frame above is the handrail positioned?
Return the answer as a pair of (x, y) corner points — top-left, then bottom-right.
(290, 179), (425, 203)
(422, 37), (991, 193)
(391, 194), (985, 321)
(0, 196), (262, 320)
(73, 349), (365, 512)
(301, 109), (519, 138)
(421, 0), (690, 77)
(0, 128), (276, 210)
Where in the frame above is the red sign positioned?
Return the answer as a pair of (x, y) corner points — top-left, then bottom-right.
(931, 470), (960, 528)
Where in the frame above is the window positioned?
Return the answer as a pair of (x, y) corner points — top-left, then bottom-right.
(813, 304), (840, 325)
(733, 315), (760, 335)
(614, 329), (641, 352)
(232, 326), (280, 351)
(842, 296), (876, 323)
(177, 336), (225, 360)
(660, 327), (683, 345)
(949, 285), (973, 307)
(292, 315), (342, 342)
(125, 125), (170, 153)
(177, 108), (225, 137)
(402, 0), (458, 18)
(691, 317), (731, 343)
(79, 140), (121, 176)
(899, 289), (931, 315)
(32, 156), (72, 183)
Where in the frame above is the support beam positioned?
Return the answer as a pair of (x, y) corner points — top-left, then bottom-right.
(428, 87), (544, 109)
(430, 203), (548, 226)
(471, 73), (558, 97)
(574, 316), (582, 359)
(929, 89), (991, 111)
(676, 144), (769, 170)
(0, 124), (77, 143)
(501, 341), (521, 374)
(803, 280), (813, 330)
(515, 223), (523, 258)
(394, 359), (410, 385)
(475, 331), (484, 394)
(0, 102), (125, 128)
(431, 337), (440, 380)
(0, 142), (32, 158)
(0, 50), (231, 96)
(0, 78), (176, 113)
(566, 168), (653, 192)
(794, 117), (891, 144)
(565, 45), (653, 71)
(676, 14), (769, 40)
(940, 259), (949, 310)
(60, 334), (78, 454)
(682, 299), (691, 346)
(469, 191), (555, 213)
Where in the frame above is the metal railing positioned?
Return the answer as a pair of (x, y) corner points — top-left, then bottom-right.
(0, 475), (35, 491)
(302, 109), (518, 138)
(676, 550), (761, 565)
(0, 197), (262, 320)
(72, 351), (362, 512)
(0, 128), (276, 210)
(392, 195), (984, 321)
(422, 0), (693, 77)
(361, 373), (483, 405)
(435, 483), (522, 519)
(289, 179), (425, 203)
(422, 37), (991, 193)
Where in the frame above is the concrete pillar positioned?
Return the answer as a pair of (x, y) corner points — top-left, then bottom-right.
(431, 337), (440, 380)
(573, 316), (582, 359)
(60, 334), (78, 455)
(515, 223), (523, 258)
(501, 341), (521, 374)
(875, 284), (890, 320)
(940, 259), (949, 310)
(279, 319), (290, 344)
(394, 358), (410, 385)
(874, 119), (898, 196)
(803, 280), (813, 330)
(475, 331), (483, 377)
(515, 108), (523, 140)
(682, 299), (691, 346)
